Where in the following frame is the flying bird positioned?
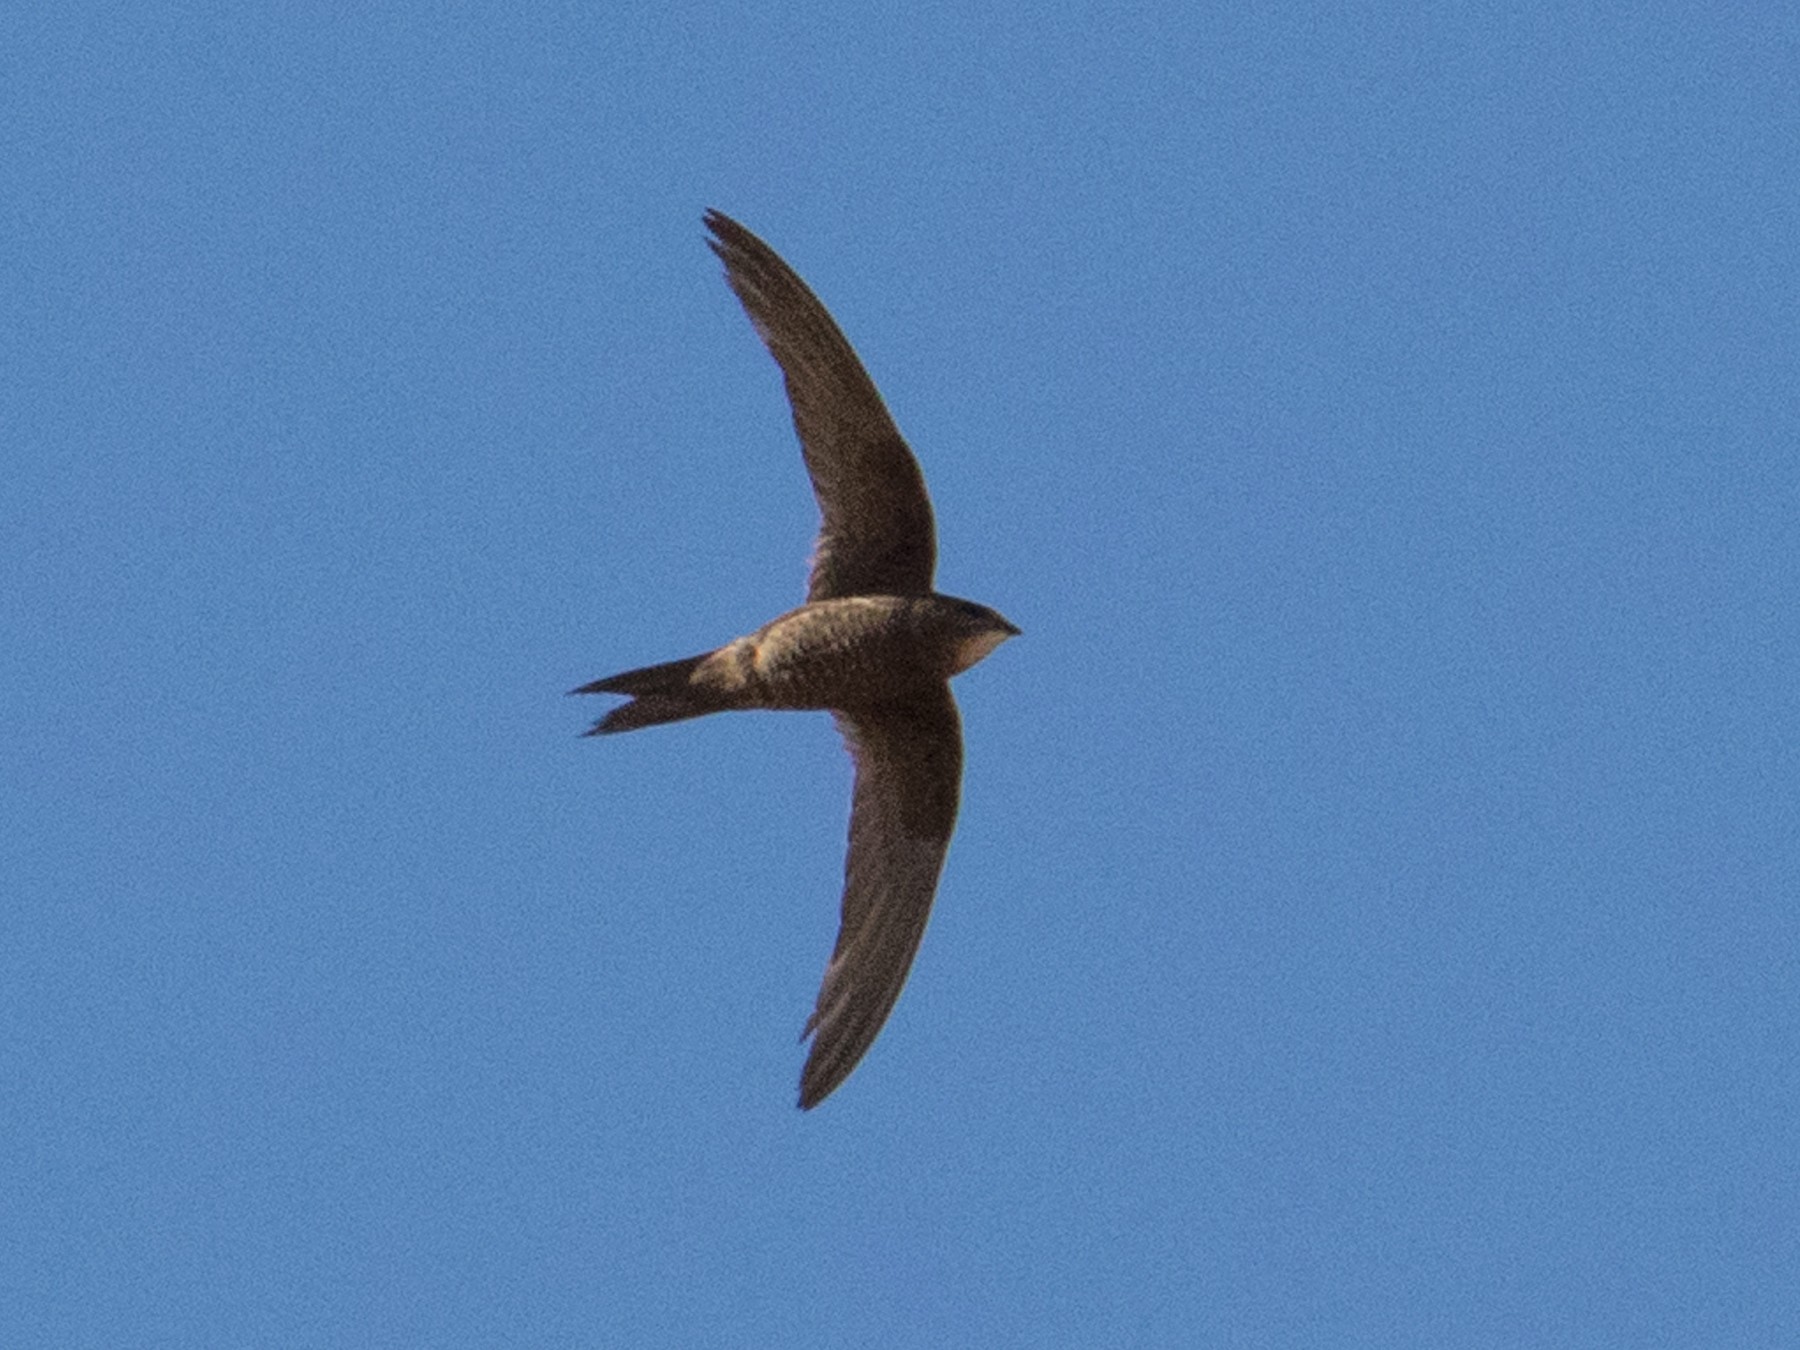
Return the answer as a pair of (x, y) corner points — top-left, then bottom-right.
(574, 210), (1018, 1110)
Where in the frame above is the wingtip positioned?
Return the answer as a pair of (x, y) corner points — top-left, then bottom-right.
(796, 1072), (832, 1112)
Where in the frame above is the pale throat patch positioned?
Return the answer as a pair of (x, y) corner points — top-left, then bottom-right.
(952, 629), (1012, 674)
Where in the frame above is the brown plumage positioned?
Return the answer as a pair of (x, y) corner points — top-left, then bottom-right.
(574, 211), (1017, 1109)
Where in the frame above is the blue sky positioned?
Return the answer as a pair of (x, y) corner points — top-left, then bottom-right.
(5, 4), (1797, 1345)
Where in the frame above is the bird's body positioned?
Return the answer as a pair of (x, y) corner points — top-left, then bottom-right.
(575, 211), (1017, 1109)
(581, 594), (1013, 727)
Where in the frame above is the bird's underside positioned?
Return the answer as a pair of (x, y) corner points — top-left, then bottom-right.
(575, 211), (1016, 1109)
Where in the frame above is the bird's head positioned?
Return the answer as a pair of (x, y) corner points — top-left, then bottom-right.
(937, 597), (1021, 675)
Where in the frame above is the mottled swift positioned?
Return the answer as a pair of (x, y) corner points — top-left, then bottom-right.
(574, 210), (1018, 1109)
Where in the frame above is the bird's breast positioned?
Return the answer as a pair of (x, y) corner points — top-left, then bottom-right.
(744, 597), (944, 709)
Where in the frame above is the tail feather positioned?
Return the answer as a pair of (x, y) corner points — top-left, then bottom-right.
(570, 652), (719, 734)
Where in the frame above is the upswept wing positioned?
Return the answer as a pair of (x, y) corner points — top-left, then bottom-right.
(799, 688), (964, 1108)
(705, 209), (937, 602)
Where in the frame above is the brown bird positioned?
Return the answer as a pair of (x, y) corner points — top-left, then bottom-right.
(574, 210), (1018, 1109)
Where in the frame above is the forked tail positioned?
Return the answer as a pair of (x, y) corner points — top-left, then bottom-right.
(570, 652), (719, 734)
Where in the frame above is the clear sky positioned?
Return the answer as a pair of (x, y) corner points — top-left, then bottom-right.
(5, 4), (1796, 1346)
